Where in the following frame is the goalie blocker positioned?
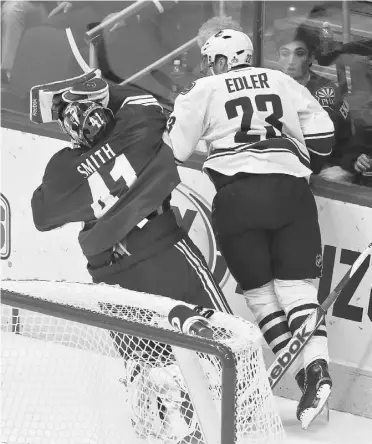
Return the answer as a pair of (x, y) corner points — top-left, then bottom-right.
(30, 69), (104, 124)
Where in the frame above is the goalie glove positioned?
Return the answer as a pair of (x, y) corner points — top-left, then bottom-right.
(30, 69), (102, 124)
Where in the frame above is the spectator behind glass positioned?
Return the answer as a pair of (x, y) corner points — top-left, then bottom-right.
(304, 31), (372, 187)
(1, 1), (54, 84)
(338, 53), (372, 187)
(275, 25), (355, 182)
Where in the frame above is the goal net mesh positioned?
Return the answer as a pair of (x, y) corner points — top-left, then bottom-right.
(1, 280), (285, 444)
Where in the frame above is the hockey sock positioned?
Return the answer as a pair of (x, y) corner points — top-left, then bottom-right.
(244, 280), (303, 376)
(274, 279), (330, 368)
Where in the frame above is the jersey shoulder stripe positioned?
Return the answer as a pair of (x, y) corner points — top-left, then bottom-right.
(122, 95), (162, 109)
(303, 131), (334, 139)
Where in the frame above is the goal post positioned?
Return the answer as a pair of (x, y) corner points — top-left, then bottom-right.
(1, 280), (285, 444)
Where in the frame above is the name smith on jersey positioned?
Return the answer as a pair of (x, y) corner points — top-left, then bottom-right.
(77, 144), (116, 178)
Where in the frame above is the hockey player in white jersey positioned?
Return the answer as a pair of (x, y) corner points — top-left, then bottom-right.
(163, 29), (335, 428)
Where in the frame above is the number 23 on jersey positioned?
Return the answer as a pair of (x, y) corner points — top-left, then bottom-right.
(225, 93), (284, 143)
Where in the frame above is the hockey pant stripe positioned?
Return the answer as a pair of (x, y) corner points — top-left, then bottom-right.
(175, 239), (232, 314)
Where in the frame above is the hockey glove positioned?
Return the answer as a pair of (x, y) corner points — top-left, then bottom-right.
(30, 69), (102, 124)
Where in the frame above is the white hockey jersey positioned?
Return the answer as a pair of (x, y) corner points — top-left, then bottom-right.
(163, 66), (335, 178)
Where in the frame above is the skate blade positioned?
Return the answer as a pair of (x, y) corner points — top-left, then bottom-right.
(300, 384), (331, 430)
(322, 401), (330, 423)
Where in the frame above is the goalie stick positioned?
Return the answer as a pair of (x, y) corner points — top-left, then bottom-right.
(151, 69), (176, 91)
(268, 242), (372, 390)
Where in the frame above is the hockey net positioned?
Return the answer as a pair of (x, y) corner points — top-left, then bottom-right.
(1, 280), (285, 444)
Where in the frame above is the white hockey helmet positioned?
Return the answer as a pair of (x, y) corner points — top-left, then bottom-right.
(201, 29), (254, 72)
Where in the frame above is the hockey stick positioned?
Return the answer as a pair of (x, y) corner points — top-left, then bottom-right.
(150, 69), (177, 91)
(65, 28), (91, 74)
(268, 242), (372, 390)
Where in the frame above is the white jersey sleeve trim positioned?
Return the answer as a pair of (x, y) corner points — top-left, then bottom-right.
(207, 136), (312, 173)
(303, 131), (334, 140)
(165, 79), (211, 163)
(307, 147), (332, 156)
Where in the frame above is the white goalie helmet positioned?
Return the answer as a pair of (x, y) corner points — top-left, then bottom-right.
(201, 29), (254, 73)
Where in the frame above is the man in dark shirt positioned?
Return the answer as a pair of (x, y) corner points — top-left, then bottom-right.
(275, 25), (355, 181)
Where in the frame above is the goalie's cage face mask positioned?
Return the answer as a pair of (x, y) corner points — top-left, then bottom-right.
(61, 101), (115, 149)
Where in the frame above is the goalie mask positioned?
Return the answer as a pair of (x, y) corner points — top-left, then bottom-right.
(61, 101), (115, 149)
(200, 29), (254, 75)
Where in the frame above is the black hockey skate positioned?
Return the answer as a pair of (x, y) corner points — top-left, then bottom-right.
(295, 368), (306, 393)
(296, 359), (332, 430)
(296, 367), (330, 426)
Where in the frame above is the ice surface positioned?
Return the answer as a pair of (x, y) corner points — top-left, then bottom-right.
(276, 396), (371, 444)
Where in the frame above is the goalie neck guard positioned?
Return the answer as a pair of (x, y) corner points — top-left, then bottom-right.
(201, 29), (254, 72)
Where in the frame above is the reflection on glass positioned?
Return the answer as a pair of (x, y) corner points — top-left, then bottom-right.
(1, 1), (254, 114)
(262, 1), (372, 188)
(1, 1), (371, 188)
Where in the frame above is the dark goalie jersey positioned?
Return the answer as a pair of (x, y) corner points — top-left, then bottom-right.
(32, 96), (180, 257)
(106, 82), (157, 116)
(306, 71), (352, 156)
